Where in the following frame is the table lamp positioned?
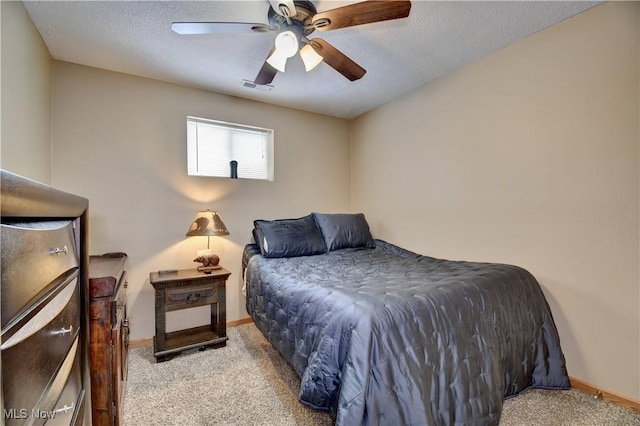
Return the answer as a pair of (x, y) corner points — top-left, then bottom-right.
(186, 209), (229, 273)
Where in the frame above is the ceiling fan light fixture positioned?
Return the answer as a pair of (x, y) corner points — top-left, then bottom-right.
(274, 30), (299, 57)
(267, 30), (299, 72)
(300, 44), (323, 72)
(266, 50), (288, 72)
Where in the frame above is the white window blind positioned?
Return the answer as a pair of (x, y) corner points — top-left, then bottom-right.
(187, 116), (274, 181)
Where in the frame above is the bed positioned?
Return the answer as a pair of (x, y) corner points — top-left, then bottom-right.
(243, 213), (570, 425)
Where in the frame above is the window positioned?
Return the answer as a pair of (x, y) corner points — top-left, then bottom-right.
(187, 116), (274, 181)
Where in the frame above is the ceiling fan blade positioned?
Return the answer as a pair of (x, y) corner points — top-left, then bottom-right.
(254, 48), (278, 85)
(171, 22), (271, 35)
(269, 0), (297, 19)
(312, 0), (411, 32)
(310, 39), (366, 81)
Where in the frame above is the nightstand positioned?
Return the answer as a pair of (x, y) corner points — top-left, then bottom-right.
(149, 267), (230, 362)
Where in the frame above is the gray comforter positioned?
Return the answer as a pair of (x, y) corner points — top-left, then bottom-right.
(244, 240), (569, 425)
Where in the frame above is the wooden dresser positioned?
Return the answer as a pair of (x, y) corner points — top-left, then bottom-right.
(88, 253), (129, 426)
(1, 169), (90, 425)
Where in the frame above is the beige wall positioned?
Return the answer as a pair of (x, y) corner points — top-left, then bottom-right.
(50, 62), (351, 340)
(1, 1), (52, 183)
(350, 2), (640, 401)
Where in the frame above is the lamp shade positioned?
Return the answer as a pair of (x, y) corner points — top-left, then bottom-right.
(274, 30), (298, 57)
(267, 30), (299, 72)
(300, 44), (323, 72)
(266, 50), (289, 73)
(186, 210), (230, 237)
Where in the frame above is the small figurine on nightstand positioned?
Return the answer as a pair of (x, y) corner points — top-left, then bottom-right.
(193, 254), (221, 274)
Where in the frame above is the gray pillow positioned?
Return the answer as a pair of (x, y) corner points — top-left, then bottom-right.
(312, 213), (375, 251)
(253, 215), (327, 258)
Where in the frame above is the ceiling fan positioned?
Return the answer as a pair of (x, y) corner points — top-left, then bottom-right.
(172, 0), (411, 85)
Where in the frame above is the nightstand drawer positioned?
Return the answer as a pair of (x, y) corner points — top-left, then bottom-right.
(165, 283), (217, 310)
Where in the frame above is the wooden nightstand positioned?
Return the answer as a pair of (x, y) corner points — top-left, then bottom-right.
(149, 267), (230, 362)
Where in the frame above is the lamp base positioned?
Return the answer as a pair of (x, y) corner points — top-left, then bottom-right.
(197, 265), (222, 274)
(194, 250), (221, 274)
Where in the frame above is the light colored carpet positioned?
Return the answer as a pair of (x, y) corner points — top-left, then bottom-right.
(122, 323), (640, 425)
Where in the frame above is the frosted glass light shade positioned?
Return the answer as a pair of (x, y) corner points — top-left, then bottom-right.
(274, 31), (298, 57)
(267, 50), (288, 72)
(300, 44), (323, 72)
(267, 31), (299, 72)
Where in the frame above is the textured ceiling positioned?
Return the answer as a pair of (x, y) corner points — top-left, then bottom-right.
(23, 1), (600, 119)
